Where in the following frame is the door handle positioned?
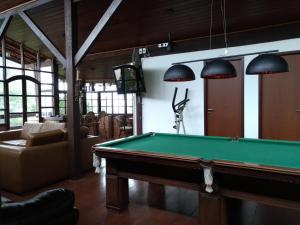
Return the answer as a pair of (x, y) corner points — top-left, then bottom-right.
(297, 109), (300, 112)
(207, 108), (215, 112)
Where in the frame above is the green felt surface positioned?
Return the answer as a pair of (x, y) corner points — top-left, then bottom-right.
(98, 133), (300, 170)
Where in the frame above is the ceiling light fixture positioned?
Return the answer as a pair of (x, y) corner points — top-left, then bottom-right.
(163, 64), (195, 82)
(246, 53), (288, 75)
(201, 0), (236, 79)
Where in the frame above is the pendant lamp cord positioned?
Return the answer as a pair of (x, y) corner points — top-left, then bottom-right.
(220, 0), (228, 50)
(209, 0), (214, 49)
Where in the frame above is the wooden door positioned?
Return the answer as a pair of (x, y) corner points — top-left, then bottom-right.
(205, 58), (244, 137)
(260, 54), (300, 141)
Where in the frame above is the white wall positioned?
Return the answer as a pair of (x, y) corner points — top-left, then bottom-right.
(141, 38), (300, 138)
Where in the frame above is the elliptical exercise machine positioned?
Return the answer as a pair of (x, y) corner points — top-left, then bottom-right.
(172, 87), (190, 134)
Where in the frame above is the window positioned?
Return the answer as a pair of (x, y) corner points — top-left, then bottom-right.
(40, 66), (54, 117)
(6, 76), (41, 128)
(86, 82), (134, 115)
(58, 79), (67, 115)
(86, 92), (98, 113)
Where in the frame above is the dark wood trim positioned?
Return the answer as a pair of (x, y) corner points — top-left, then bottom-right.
(0, 0), (54, 18)
(64, 0), (82, 179)
(136, 94), (143, 135)
(2, 38), (9, 129)
(18, 11), (66, 67)
(240, 58), (245, 138)
(52, 59), (59, 116)
(258, 75), (263, 139)
(204, 77), (208, 135)
(0, 16), (12, 41)
(20, 43), (25, 76)
(74, 0), (123, 66)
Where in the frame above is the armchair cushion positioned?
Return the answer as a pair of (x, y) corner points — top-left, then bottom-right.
(0, 189), (79, 225)
(26, 129), (65, 147)
(21, 122), (44, 140)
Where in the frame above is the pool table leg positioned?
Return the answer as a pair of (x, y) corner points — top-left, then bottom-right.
(105, 160), (129, 211)
(199, 193), (227, 225)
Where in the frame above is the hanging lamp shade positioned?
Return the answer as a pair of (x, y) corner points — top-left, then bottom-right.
(246, 54), (288, 75)
(201, 59), (237, 79)
(164, 65), (195, 82)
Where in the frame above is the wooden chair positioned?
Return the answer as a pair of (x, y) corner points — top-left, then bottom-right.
(114, 115), (133, 138)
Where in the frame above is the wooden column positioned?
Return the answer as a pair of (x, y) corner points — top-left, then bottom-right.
(136, 94), (143, 134)
(64, 0), (82, 178)
(52, 59), (59, 116)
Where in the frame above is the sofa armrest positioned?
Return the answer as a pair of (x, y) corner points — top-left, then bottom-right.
(0, 145), (24, 191)
(0, 141), (69, 193)
(0, 129), (22, 141)
(1, 189), (79, 225)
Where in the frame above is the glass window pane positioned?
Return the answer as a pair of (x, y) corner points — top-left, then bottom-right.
(92, 107), (98, 113)
(127, 99), (133, 107)
(42, 108), (54, 117)
(41, 84), (53, 92)
(9, 80), (22, 95)
(106, 107), (112, 114)
(0, 97), (3, 109)
(92, 93), (98, 99)
(27, 113), (39, 123)
(127, 107), (133, 114)
(27, 97), (38, 112)
(10, 114), (23, 127)
(40, 72), (53, 84)
(101, 93), (107, 99)
(26, 80), (39, 95)
(119, 101), (125, 107)
(119, 107), (125, 114)
(59, 100), (65, 108)
(0, 68), (3, 80)
(101, 100), (106, 106)
(9, 96), (23, 113)
(87, 106), (92, 112)
(59, 93), (66, 100)
(94, 83), (104, 91)
(107, 100), (112, 106)
(59, 108), (66, 115)
(106, 84), (117, 91)
(0, 82), (3, 95)
(126, 94), (133, 100)
(41, 96), (53, 107)
(113, 107), (118, 114)
(6, 68), (22, 79)
(59, 80), (67, 91)
(25, 70), (35, 78)
(0, 110), (4, 124)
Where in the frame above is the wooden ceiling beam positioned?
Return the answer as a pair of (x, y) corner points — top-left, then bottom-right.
(0, 16), (12, 41)
(74, 0), (123, 66)
(18, 11), (66, 66)
(0, 0), (54, 19)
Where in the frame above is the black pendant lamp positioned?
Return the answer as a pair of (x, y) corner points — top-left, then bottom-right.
(163, 64), (195, 82)
(246, 54), (288, 75)
(200, 0), (236, 79)
(201, 59), (236, 79)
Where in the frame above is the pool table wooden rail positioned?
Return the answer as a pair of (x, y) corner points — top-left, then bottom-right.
(93, 135), (300, 225)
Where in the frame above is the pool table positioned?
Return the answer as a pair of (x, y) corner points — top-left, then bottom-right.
(93, 132), (300, 225)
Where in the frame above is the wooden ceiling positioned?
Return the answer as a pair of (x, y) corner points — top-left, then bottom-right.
(2, 0), (300, 80)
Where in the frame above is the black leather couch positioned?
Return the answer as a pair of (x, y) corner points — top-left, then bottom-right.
(0, 189), (79, 225)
